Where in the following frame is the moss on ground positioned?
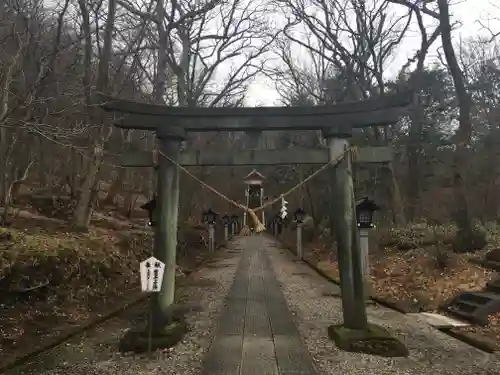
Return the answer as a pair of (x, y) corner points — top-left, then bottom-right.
(118, 319), (188, 354)
(327, 322), (409, 357)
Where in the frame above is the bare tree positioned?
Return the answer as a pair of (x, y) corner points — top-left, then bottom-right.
(0, 0), (75, 224)
(457, 37), (500, 221)
(118, 0), (277, 107)
(276, 0), (411, 98)
(476, 2), (500, 43)
(70, 0), (117, 229)
(273, 0), (410, 225)
(436, 0), (478, 250)
(389, 0), (441, 219)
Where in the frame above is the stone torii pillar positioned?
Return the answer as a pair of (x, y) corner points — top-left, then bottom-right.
(243, 169), (265, 229)
(323, 125), (367, 330)
(153, 126), (185, 328)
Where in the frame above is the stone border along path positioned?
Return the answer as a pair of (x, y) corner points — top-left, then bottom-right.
(201, 236), (317, 375)
(261, 235), (500, 375)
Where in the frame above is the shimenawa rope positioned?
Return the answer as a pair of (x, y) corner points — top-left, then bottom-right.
(157, 146), (357, 234)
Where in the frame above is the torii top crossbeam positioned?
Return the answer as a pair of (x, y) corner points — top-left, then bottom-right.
(95, 91), (413, 132)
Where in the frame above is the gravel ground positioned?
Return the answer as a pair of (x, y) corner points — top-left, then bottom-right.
(6, 242), (243, 375)
(264, 236), (500, 375)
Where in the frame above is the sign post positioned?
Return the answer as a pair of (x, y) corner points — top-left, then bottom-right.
(140, 256), (165, 357)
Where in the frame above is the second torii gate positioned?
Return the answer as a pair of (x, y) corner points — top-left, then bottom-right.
(243, 169), (266, 228)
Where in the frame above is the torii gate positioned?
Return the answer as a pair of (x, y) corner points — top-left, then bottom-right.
(97, 91), (412, 340)
(243, 169), (266, 228)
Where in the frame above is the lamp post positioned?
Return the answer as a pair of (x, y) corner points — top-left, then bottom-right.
(230, 214), (239, 235)
(140, 196), (157, 227)
(202, 208), (218, 253)
(277, 214), (284, 236)
(355, 197), (380, 298)
(270, 216), (277, 236)
(294, 208), (306, 260)
(221, 214), (230, 241)
(270, 217), (276, 236)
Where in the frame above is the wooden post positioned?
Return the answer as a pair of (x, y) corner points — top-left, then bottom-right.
(153, 126), (185, 327)
(326, 132), (368, 330)
(296, 222), (303, 260)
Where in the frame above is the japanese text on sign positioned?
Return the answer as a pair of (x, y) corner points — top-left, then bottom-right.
(140, 257), (165, 292)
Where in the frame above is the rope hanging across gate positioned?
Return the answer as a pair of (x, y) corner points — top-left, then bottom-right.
(157, 146), (357, 234)
(23, 112), (355, 233)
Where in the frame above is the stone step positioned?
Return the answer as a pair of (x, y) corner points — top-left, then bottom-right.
(446, 305), (477, 324)
(444, 291), (500, 326)
(486, 279), (500, 294)
(482, 260), (500, 271)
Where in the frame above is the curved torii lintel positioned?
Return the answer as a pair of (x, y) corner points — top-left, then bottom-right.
(94, 91), (414, 132)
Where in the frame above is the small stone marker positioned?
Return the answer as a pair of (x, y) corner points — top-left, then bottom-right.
(407, 312), (470, 328)
(140, 256), (165, 292)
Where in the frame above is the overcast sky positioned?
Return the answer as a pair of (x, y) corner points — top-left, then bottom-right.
(245, 0), (500, 106)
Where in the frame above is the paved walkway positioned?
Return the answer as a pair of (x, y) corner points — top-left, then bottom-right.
(202, 235), (500, 375)
(201, 237), (317, 375)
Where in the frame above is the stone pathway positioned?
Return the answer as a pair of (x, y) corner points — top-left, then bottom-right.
(201, 236), (317, 375)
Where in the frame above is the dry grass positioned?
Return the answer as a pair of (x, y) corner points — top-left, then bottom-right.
(0, 211), (217, 368)
(0, 224), (151, 366)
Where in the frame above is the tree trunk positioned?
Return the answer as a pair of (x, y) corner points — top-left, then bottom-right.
(72, 146), (103, 229)
(407, 104), (423, 220)
(385, 164), (406, 226)
(104, 167), (126, 205)
(72, 0), (116, 230)
(437, 0), (473, 235)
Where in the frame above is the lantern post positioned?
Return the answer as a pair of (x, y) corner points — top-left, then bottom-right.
(230, 214), (239, 235)
(140, 196), (157, 227)
(294, 208), (306, 260)
(202, 208), (218, 253)
(271, 216), (278, 236)
(355, 197), (380, 298)
(221, 214), (230, 241)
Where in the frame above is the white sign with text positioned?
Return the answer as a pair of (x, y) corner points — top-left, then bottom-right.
(140, 256), (165, 292)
